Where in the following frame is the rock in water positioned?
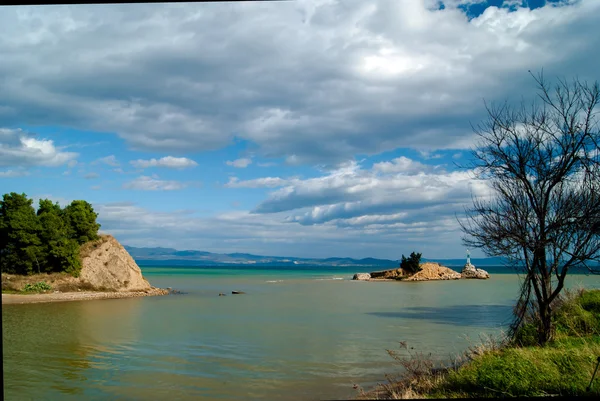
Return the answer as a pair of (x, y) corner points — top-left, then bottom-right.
(370, 268), (404, 279)
(232, 291), (246, 295)
(79, 235), (152, 292)
(353, 273), (371, 280)
(461, 262), (490, 279)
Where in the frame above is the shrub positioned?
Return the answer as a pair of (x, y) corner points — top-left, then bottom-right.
(23, 281), (52, 293)
(400, 252), (422, 274)
(579, 290), (600, 315)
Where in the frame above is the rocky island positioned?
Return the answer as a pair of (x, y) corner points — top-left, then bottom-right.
(353, 251), (490, 282)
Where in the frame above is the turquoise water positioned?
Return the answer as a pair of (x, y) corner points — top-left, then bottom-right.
(3, 267), (600, 401)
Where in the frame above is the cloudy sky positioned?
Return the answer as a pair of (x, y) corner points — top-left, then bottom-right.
(1, 0), (599, 259)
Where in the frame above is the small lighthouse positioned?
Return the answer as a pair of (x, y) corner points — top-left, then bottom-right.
(466, 249), (471, 265)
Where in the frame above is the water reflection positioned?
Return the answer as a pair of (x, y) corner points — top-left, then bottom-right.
(367, 304), (514, 327)
(3, 298), (143, 400)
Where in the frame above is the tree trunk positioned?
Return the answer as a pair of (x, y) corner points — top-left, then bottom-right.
(538, 300), (552, 345)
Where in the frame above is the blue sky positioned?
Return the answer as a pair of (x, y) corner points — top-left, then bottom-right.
(1, 0), (598, 259)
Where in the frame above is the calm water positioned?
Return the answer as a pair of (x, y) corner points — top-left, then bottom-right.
(3, 267), (600, 401)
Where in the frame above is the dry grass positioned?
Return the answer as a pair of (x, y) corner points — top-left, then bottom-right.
(2, 272), (114, 293)
(79, 234), (112, 259)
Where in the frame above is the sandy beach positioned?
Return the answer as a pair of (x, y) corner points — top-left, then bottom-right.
(2, 288), (169, 305)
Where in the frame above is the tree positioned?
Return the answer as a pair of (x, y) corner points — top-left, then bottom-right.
(459, 71), (600, 345)
(400, 252), (423, 274)
(37, 199), (82, 276)
(0, 193), (43, 275)
(63, 200), (101, 244)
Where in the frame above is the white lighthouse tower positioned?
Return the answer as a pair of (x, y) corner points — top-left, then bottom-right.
(466, 249), (471, 265)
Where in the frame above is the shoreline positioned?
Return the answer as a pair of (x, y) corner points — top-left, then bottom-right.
(2, 287), (170, 305)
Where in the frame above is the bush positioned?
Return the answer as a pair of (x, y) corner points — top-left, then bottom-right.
(579, 290), (600, 315)
(513, 322), (539, 347)
(400, 252), (422, 274)
(23, 281), (52, 293)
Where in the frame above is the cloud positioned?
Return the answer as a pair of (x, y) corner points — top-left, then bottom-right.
(225, 176), (290, 188)
(0, 128), (78, 167)
(92, 197), (484, 259)
(130, 156), (198, 169)
(372, 156), (433, 175)
(122, 175), (187, 191)
(246, 158), (491, 228)
(226, 158), (252, 168)
(1, 2), (598, 164)
(84, 172), (99, 179)
(94, 155), (120, 167)
(0, 169), (30, 178)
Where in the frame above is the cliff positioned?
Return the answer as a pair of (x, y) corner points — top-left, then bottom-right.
(79, 235), (152, 292)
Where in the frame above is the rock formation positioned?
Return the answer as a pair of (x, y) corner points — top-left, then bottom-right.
(353, 261), (488, 282)
(352, 273), (371, 281)
(461, 262), (490, 279)
(370, 268), (404, 279)
(79, 235), (153, 292)
(400, 262), (461, 281)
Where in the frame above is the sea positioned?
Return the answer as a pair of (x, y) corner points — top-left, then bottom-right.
(3, 265), (600, 401)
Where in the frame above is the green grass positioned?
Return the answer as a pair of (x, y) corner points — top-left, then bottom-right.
(22, 281), (52, 293)
(430, 288), (600, 398)
(435, 338), (600, 397)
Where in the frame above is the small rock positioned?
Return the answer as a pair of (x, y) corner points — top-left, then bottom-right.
(219, 293), (226, 296)
(461, 263), (490, 279)
(231, 291), (246, 295)
(353, 273), (371, 281)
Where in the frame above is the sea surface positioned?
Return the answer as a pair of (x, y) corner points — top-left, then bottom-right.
(3, 266), (600, 401)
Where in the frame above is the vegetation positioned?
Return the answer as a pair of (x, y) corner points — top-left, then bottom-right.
(359, 289), (600, 399)
(0, 193), (100, 277)
(459, 72), (600, 345)
(400, 252), (422, 274)
(23, 282), (52, 293)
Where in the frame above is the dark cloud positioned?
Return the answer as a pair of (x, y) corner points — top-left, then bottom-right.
(2, 1), (598, 164)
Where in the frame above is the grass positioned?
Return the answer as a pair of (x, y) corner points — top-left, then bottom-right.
(79, 234), (111, 259)
(1, 272), (111, 294)
(358, 288), (600, 399)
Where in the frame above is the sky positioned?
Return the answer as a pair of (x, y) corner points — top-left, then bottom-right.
(1, 0), (599, 260)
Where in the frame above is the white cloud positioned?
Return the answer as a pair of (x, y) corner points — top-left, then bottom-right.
(226, 158), (253, 168)
(95, 155), (120, 167)
(130, 156), (198, 169)
(248, 157), (492, 227)
(84, 172), (99, 179)
(372, 156), (432, 175)
(0, 169), (30, 178)
(225, 176), (291, 188)
(0, 128), (78, 167)
(123, 175), (187, 191)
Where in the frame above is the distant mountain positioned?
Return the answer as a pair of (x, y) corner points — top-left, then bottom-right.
(124, 245), (509, 268)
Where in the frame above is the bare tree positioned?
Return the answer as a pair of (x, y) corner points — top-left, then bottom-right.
(459, 71), (600, 345)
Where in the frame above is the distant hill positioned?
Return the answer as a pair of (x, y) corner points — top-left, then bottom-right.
(124, 245), (510, 268)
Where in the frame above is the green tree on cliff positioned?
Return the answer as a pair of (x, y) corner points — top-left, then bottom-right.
(1, 194), (101, 276)
(400, 252), (422, 274)
(63, 200), (101, 245)
(0, 193), (43, 275)
(37, 199), (82, 276)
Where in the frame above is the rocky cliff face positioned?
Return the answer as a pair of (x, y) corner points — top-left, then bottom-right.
(79, 235), (152, 292)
